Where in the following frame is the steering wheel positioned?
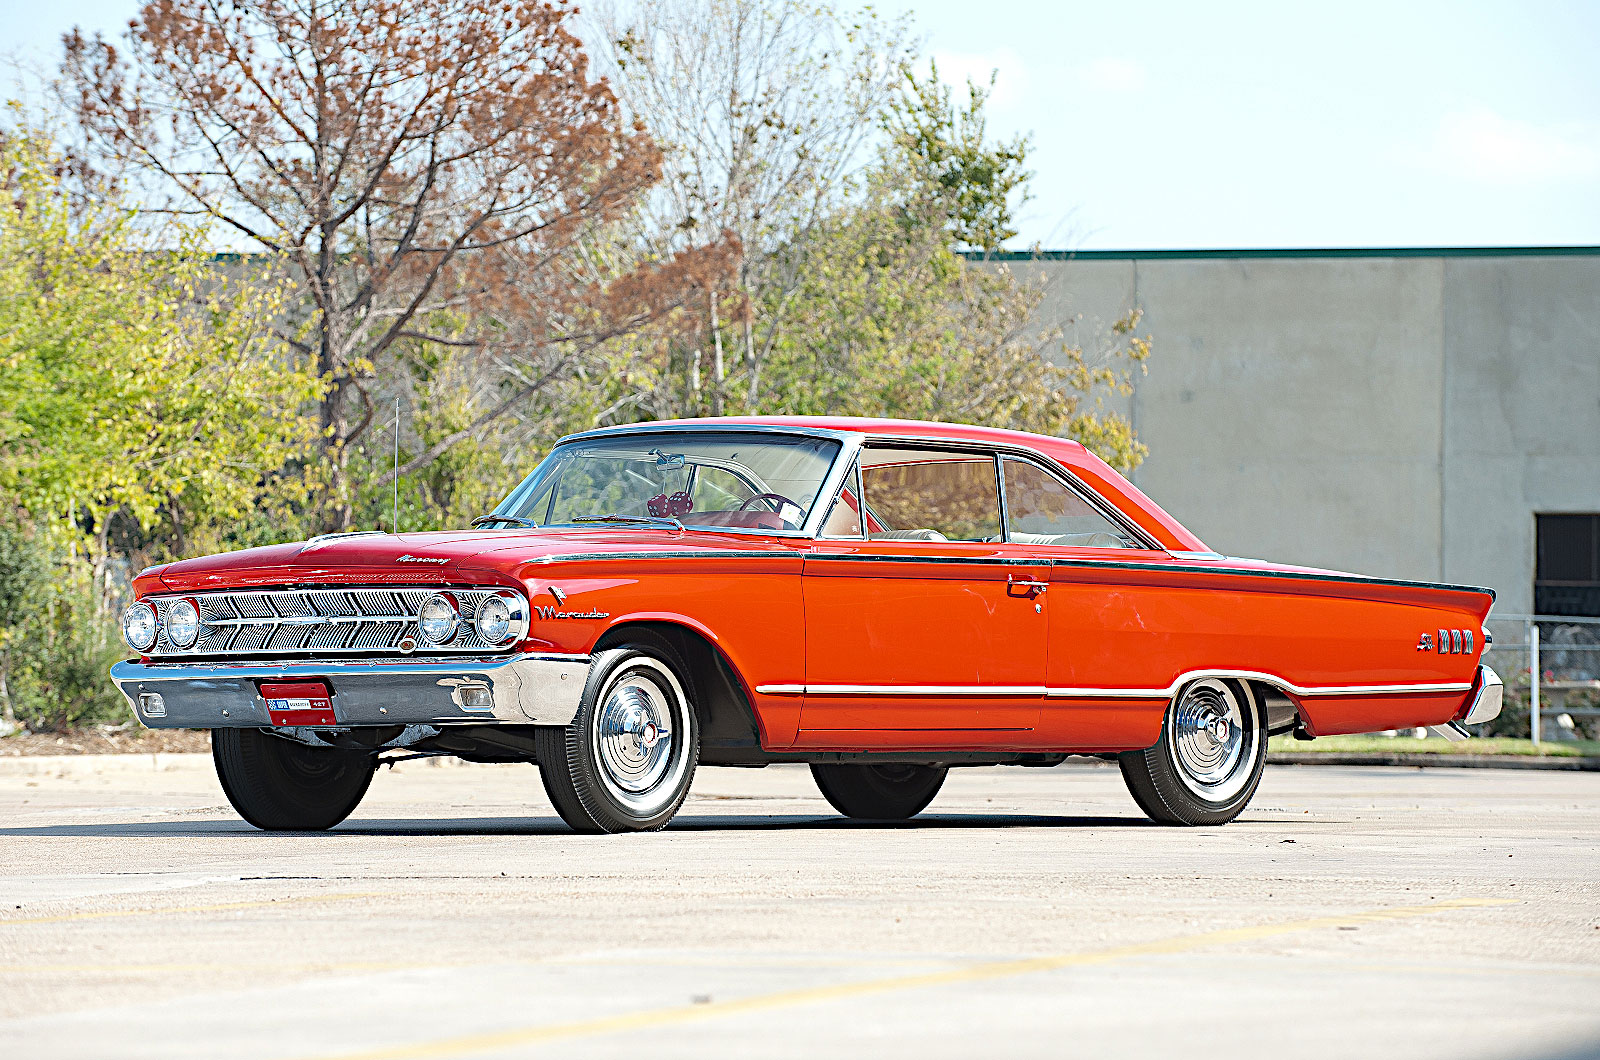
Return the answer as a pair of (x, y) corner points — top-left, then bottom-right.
(736, 491), (801, 515)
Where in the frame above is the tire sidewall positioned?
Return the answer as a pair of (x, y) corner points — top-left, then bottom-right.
(1128, 679), (1267, 826)
(563, 645), (700, 831)
(810, 763), (948, 820)
(212, 728), (376, 831)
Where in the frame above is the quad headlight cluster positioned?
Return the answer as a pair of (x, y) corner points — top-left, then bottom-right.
(121, 598), (202, 652)
(416, 590), (526, 647)
(120, 588), (528, 653)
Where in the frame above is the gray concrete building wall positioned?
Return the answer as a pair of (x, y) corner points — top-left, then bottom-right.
(998, 248), (1600, 615)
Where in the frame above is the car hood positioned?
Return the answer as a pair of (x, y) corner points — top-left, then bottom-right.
(151, 528), (801, 593)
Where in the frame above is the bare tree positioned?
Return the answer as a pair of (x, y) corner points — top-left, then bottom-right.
(65, 0), (728, 528)
(586, 0), (910, 413)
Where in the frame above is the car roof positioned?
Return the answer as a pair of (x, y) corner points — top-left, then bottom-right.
(559, 415), (1207, 552)
(567, 416), (1091, 457)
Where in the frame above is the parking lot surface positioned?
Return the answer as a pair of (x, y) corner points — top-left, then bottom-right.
(0, 755), (1597, 1060)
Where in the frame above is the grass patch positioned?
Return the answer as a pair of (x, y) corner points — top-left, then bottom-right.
(1269, 734), (1600, 757)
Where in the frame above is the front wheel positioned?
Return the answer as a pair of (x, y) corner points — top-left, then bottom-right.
(535, 646), (700, 833)
(1119, 678), (1266, 826)
(810, 763), (947, 820)
(212, 728), (376, 831)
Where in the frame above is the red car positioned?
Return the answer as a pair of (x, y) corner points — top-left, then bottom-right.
(111, 417), (1502, 832)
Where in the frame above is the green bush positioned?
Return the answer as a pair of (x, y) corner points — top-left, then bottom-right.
(1471, 687), (1530, 739)
(0, 522), (130, 733)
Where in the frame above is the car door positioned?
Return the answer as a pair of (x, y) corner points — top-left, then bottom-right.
(797, 447), (1049, 749)
(996, 455), (1177, 749)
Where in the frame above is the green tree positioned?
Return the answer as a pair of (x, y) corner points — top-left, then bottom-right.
(0, 123), (322, 728)
(885, 63), (1032, 254)
(582, 30), (1150, 471)
(0, 128), (322, 551)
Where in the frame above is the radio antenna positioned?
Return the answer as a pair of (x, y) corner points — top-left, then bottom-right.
(392, 395), (401, 535)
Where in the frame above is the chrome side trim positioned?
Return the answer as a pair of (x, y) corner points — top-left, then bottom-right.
(803, 553), (1070, 567)
(802, 550), (1496, 599)
(513, 548), (1495, 603)
(1045, 670), (1473, 699)
(534, 550), (806, 563)
(802, 684), (1048, 696)
(755, 673), (1473, 699)
(110, 653), (591, 729)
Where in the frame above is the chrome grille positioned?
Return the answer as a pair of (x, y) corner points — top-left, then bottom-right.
(146, 587), (517, 657)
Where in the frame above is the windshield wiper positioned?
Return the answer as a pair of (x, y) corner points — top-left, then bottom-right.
(470, 515), (540, 529)
(570, 514), (685, 532)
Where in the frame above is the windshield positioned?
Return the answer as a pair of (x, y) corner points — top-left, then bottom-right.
(486, 431), (842, 533)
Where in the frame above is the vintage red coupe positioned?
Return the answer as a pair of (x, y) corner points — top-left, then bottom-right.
(111, 417), (1501, 832)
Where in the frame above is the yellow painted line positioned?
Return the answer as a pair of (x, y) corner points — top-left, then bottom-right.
(294, 897), (1515, 1060)
(0, 892), (382, 927)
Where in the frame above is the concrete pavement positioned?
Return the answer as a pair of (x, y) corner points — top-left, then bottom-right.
(1, 754), (1597, 1059)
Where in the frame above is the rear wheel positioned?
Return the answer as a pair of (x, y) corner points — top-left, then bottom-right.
(212, 728), (376, 831)
(1119, 678), (1266, 826)
(536, 646), (699, 833)
(810, 763), (947, 820)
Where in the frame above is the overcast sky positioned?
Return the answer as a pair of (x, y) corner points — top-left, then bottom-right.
(9, 0), (1600, 250)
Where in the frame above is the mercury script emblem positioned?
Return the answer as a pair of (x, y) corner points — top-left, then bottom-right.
(396, 554), (448, 564)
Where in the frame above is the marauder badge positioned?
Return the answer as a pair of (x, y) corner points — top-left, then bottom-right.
(537, 584), (605, 619)
(535, 606), (609, 620)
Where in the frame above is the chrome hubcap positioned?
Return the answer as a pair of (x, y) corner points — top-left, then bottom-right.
(1167, 679), (1258, 802)
(589, 660), (690, 816)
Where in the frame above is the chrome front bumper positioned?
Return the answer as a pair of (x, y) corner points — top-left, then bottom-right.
(109, 653), (591, 730)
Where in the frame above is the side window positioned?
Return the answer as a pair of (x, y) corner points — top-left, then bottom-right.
(819, 462), (865, 538)
(1002, 457), (1140, 549)
(860, 449), (1002, 542)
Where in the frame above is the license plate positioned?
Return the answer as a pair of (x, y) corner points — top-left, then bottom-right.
(260, 681), (337, 726)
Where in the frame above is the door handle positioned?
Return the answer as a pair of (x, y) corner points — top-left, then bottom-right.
(1008, 575), (1049, 597)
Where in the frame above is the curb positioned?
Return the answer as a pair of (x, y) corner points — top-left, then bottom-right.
(1270, 752), (1600, 771)
(0, 752), (212, 777)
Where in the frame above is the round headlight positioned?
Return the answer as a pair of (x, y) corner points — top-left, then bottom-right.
(166, 599), (200, 648)
(122, 601), (158, 652)
(475, 594), (514, 644)
(418, 593), (459, 644)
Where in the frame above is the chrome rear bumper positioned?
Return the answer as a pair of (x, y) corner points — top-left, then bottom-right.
(1461, 664), (1504, 725)
(1428, 665), (1502, 740)
(109, 654), (590, 730)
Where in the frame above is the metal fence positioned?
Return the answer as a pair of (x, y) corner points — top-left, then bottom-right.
(1481, 613), (1600, 744)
